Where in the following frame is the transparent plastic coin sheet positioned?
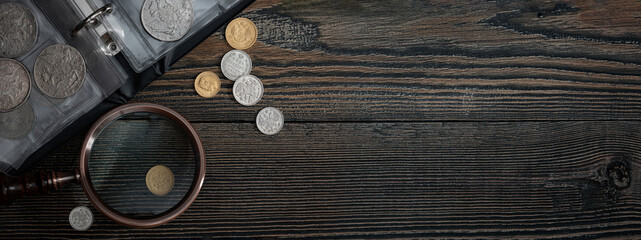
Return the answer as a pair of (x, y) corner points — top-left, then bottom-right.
(91, 0), (244, 72)
(0, 0), (126, 173)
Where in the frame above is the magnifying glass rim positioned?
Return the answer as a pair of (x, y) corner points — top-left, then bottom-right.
(79, 103), (206, 228)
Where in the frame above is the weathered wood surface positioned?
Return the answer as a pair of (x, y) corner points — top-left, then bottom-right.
(3, 121), (641, 239)
(2, 0), (641, 238)
(132, 0), (641, 122)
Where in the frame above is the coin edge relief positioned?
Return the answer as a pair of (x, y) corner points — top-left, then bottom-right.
(0, 2), (38, 58)
(194, 71), (221, 98)
(0, 58), (31, 112)
(69, 206), (93, 231)
(145, 165), (175, 196)
(221, 49), (252, 81)
(232, 75), (263, 106)
(225, 17), (258, 50)
(256, 107), (284, 135)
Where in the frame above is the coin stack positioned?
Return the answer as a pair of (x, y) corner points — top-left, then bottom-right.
(194, 17), (284, 135)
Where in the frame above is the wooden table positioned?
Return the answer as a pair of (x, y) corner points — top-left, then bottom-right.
(3, 0), (641, 238)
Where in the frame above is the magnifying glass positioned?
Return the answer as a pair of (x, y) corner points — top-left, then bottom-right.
(0, 103), (206, 228)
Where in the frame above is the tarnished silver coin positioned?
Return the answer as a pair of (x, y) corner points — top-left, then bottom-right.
(0, 58), (30, 112)
(0, 102), (34, 139)
(256, 107), (283, 135)
(232, 75), (263, 106)
(69, 206), (93, 231)
(0, 2), (37, 58)
(141, 0), (193, 42)
(34, 44), (86, 99)
(221, 50), (252, 81)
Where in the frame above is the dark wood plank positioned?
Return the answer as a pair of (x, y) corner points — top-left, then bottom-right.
(6, 0), (641, 239)
(131, 0), (641, 122)
(2, 121), (641, 239)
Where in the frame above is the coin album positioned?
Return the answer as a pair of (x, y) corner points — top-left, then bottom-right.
(1, 0), (253, 174)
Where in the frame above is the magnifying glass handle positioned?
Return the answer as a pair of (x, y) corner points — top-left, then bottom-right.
(0, 169), (80, 206)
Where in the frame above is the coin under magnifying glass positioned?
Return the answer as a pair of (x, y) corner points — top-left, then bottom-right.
(232, 75), (263, 106)
(0, 102), (34, 139)
(69, 206), (93, 231)
(0, 58), (30, 113)
(256, 107), (284, 135)
(34, 44), (86, 99)
(221, 50), (252, 81)
(146, 165), (175, 196)
(141, 0), (194, 42)
(225, 18), (257, 50)
(194, 71), (221, 98)
(0, 2), (37, 58)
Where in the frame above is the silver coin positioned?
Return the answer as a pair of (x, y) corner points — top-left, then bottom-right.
(141, 0), (193, 42)
(256, 107), (283, 135)
(34, 44), (86, 99)
(233, 75), (263, 106)
(221, 50), (252, 81)
(0, 101), (34, 139)
(0, 58), (30, 112)
(0, 2), (37, 58)
(69, 206), (93, 231)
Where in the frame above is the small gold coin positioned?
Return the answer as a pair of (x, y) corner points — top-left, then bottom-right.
(194, 71), (221, 98)
(225, 17), (257, 50)
(146, 165), (174, 196)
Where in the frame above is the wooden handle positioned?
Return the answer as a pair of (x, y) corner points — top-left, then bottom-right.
(0, 169), (80, 206)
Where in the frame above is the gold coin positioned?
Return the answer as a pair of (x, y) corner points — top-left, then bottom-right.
(194, 71), (221, 98)
(225, 17), (257, 50)
(145, 165), (174, 196)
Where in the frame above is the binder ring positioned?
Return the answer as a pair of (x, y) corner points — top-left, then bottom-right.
(71, 4), (113, 37)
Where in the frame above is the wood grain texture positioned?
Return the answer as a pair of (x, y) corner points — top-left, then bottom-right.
(130, 0), (641, 122)
(3, 0), (641, 238)
(2, 121), (641, 238)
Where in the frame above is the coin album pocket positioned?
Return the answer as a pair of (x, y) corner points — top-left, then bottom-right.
(84, 0), (245, 72)
(0, 0), (126, 172)
(1, 0), (254, 174)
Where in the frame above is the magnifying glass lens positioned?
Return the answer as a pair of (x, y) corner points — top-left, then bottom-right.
(88, 112), (196, 217)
